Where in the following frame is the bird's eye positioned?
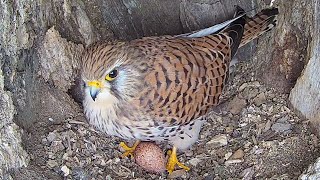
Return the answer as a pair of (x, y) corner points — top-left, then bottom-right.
(105, 69), (118, 81)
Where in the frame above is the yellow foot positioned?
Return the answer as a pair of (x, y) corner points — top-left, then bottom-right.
(119, 141), (140, 158)
(166, 146), (190, 174)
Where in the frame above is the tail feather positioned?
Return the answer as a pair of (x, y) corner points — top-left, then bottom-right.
(178, 6), (279, 49)
(222, 6), (246, 57)
(240, 8), (279, 47)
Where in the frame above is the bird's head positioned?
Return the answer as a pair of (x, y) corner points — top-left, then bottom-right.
(81, 42), (147, 105)
(83, 67), (119, 102)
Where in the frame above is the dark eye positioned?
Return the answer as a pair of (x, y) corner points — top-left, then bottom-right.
(105, 69), (118, 81)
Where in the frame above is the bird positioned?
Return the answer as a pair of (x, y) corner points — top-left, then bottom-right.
(81, 6), (279, 174)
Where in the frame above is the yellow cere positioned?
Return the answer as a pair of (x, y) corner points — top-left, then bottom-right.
(87, 80), (103, 88)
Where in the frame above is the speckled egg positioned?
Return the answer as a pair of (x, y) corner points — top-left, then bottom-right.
(134, 142), (166, 173)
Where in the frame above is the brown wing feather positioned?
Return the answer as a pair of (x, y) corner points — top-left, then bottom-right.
(132, 33), (232, 126)
(125, 8), (276, 127)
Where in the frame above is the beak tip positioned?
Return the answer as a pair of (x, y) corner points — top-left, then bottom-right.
(91, 95), (97, 101)
(89, 87), (99, 101)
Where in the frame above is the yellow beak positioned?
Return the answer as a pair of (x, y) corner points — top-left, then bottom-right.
(87, 80), (103, 101)
(87, 80), (103, 88)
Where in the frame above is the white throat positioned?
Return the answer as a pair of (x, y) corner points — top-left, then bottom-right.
(83, 88), (119, 135)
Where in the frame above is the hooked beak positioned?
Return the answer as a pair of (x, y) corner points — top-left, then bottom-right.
(89, 86), (99, 101)
(87, 81), (103, 101)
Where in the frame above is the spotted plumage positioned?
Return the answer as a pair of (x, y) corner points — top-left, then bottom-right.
(81, 7), (278, 153)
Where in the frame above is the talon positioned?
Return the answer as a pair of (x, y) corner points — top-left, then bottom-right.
(166, 146), (190, 174)
(119, 141), (140, 158)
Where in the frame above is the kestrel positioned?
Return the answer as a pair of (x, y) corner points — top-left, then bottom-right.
(81, 6), (278, 173)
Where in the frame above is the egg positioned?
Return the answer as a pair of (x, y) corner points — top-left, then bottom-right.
(134, 142), (166, 173)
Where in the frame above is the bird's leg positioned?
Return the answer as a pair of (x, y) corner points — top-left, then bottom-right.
(166, 146), (190, 174)
(119, 140), (140, 158)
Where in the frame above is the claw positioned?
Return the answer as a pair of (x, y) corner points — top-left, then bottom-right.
(166, 146), (190, 174)
(119, 141), (140, 158)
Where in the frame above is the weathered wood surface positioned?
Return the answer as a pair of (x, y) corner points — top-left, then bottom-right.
(289, 0), (320, 134)
(254, 0), (314, 93)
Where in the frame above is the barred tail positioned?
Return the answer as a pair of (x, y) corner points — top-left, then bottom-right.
(223, 6), (246, 57)
(240, 8), (279, 47)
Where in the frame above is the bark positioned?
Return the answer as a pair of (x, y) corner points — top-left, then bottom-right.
(289, 0), (320, 135)
(254, 0), (314, 93)
(0, 69), (29, 179)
